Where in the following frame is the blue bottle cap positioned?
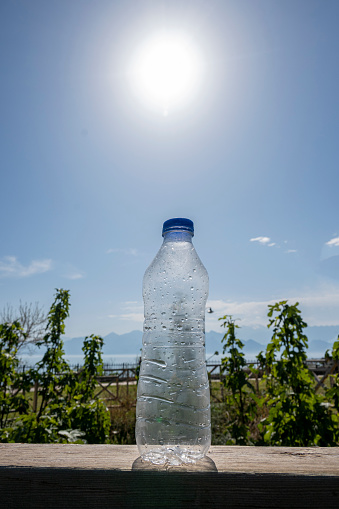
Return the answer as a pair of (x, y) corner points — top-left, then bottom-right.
(162, 218), (194, 237)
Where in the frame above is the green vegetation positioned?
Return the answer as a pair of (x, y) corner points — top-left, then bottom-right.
(212, 301), (339, 446)
(258, 301), (337, 446)
(0, 321), (30, 431)
(217, 316), (257, 444)
(0, 290), (110, 444)
(0, 292), (338, 446)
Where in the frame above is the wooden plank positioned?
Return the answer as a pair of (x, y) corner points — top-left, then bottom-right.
(0, 445), (339, 508)
(1, 444), (339, 475)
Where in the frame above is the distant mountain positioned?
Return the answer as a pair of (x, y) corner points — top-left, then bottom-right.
(62, 330), (143, 356)
(63, 336), (86, 355)
(305, 326), (339, 342)
(205, 328), (337, 359)
(24, 325), (338, 359)
(244, 339), (266, 354)
(103, 330), (142, 355)
(215, 324), (339, 344)
(307, 339), (333, 358)
(102, 332), (120, 342)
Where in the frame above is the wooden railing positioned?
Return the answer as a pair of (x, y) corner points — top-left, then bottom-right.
(96, 366), (138, 408)
(20, 358), (338, 411)
(1, 444), (338, 508)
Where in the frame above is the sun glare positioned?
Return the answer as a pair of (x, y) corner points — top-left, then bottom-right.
(130, 32), (202, 114)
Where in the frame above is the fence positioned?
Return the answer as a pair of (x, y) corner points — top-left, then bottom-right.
(96, 365), (139, 409)
(93, 358), (339, 408)
(17, 358), (339, 411)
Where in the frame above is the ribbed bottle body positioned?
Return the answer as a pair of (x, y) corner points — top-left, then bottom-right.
(136, 230), (211, 465)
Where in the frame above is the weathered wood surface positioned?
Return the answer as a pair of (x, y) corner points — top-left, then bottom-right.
(1, 444), (339, 474)
(1, 445), (339, 508)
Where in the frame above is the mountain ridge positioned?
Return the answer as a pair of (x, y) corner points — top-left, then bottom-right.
(59, 325), (338, 358)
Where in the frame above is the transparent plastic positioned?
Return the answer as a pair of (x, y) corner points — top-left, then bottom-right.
(135, 226), (211, 465)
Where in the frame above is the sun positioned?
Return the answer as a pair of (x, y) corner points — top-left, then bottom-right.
(130, 32), (202, 114)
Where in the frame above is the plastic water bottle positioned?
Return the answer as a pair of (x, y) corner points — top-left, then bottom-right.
(136, 218), (211, 465)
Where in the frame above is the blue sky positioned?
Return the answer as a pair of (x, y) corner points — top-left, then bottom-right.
(1, 0), (339, 338)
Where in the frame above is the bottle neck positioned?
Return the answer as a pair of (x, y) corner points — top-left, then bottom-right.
(163, 230), (193, 243)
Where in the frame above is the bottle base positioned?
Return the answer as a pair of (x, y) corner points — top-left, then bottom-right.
(141, 446), (205, 466)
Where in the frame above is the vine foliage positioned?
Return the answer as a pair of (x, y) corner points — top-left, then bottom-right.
(258, 301), (337, 446)
(0, 289), (110, 444)
(218, 315), (257, 444)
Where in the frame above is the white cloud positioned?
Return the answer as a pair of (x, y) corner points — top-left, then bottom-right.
(108, 312), (144, 323)
(106, 248), (138, 256)
(206, 287), (339, 328)
(250, 236), (271, 245)
(108, 302), (144, 324)
(206, 298), (276, 327)
(106, 285), (339, 334)
(120, 313), (144, 323)
(122, 302), (142, 310)
(60, 262), (85, 280)
(0, 256), (52, 278)
(65, 273), (85, 280)
(326, 237), (339, 247)
(250, 237), (295, 250)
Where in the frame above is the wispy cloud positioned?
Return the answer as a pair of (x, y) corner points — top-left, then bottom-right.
(60, 262), (85, 280)
(123, 301), (140, 307)
(114, 313), (144, 323)
(106, 248), (138, 256)
(108, 312), (144, 323)
(105, 284), (339, 333)
(326, 237), (339, 247)
(250, 236), (271, 245)
(65, 273), (85, 280)
(206, 286), (339, 328)
(108, 301), (143, 324)
(250, 237), (298, 252)
(0, 256), (52, 278)
(206, 298), (276, 328)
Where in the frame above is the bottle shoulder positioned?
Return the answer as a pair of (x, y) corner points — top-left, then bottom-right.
(144, 241), (208, 280)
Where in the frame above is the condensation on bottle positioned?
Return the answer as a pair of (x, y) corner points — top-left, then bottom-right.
(135, 218), (211, 465)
